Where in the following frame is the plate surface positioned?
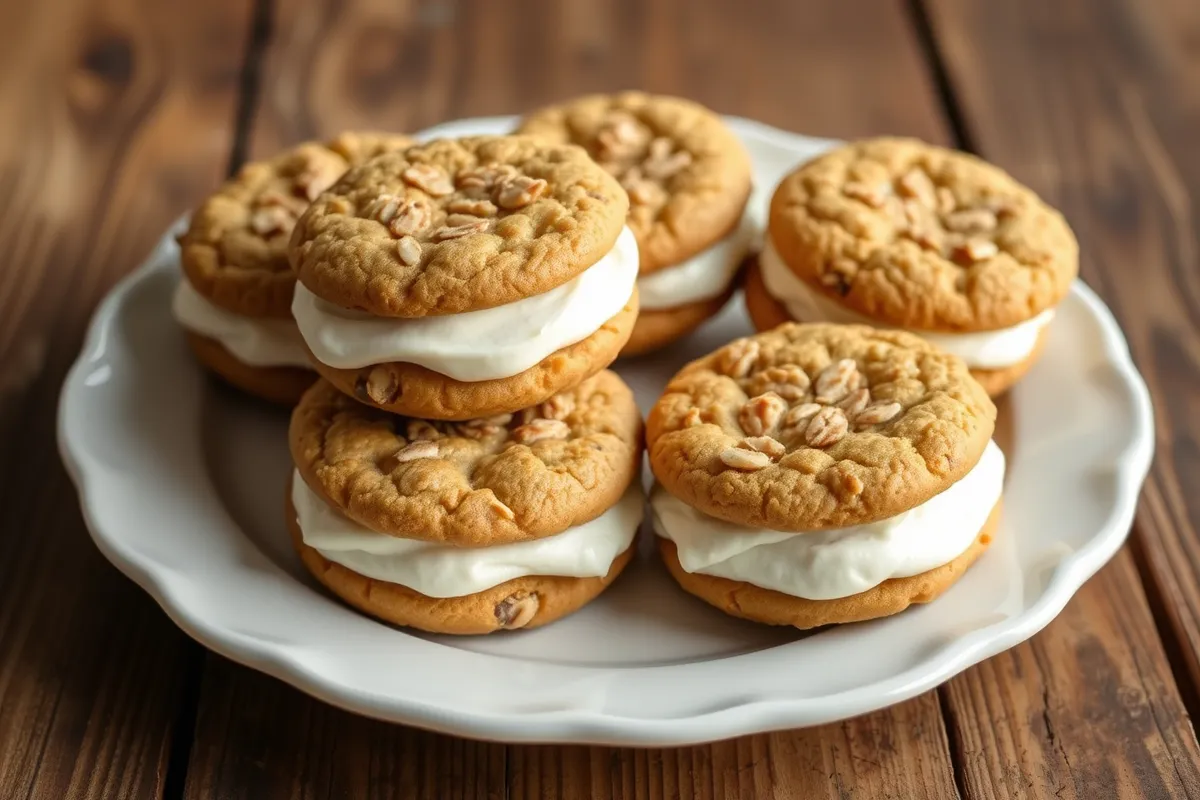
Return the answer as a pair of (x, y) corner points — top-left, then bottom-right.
(59, 117), (1154, 746)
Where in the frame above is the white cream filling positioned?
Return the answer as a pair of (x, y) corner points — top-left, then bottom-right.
(759, 239), (1054, 369)
(636, 214), (755, 310)
(652, 440), (1004, 600)
(292, 227), (640, 382)
(171, 278), (312, 368)
(293, 474), (643, 598)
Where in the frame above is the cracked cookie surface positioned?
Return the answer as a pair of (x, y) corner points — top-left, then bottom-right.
(290, 372), (643, 546)
(180, 132), (413, 318)
(768, 137), (1078, 332)
(288, 135), (629, 318)
(647, 322), (995, 531)
(517, 92), (752, 274)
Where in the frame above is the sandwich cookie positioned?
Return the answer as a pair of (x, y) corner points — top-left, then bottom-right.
(747, 137), (1078, 395)
(288, 371), (643, 634)
(518, 92), (753, 355)
(289, 135), (637, 420)
(647, 323), (1000, 628)
(175, 132), (412, 403)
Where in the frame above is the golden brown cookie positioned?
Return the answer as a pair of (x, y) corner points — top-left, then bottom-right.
(621, 288), (734, 358)
(517, 92), (753, 274)
(742, 256), (1044, 397)
(290, 372), (643, 546)
(647, 323), (995, 531)
(288, 498), (635, 634)
(659, 500), (999, 629)
(289, 135), (629, 318)
(312, 291), (637, 420)
(768, 137), (1078, 332)
(185, 332), (315, 405)
(180, 132), (413, 318)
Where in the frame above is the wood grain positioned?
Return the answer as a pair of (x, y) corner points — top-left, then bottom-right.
(922, 0), (1200, 795)
(506, 693), (956, 800)
(0, 1), (250, 799)
(245, 0), (947, 155)
(181, 1), (962, 798)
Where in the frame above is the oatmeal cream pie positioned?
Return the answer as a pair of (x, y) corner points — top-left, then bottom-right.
(746, 137), (1078, 396)
(287, 372), (643, 634)
(288, 135), (638, 420)
(175, 132), (413, 403)
(517, 92), (753, 355)
(647, 323), (1002, 628)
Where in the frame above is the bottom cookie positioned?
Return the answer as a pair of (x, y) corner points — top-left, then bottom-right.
(309, 292), (638, 421)
(659, 500), (1000, 629)
(621, 287), (734, 357)
(186, 332), (315, 405)
(742, 258), (1044, 397)
(288, 493), (636, 635)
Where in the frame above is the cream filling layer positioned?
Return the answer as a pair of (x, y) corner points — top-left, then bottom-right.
(636, 215), (755, 311)
(759, 239), (1054, 369)
(172, 278), (311, 368)
(293, 474), (644, 598)
(292, 227), (640, 382)
(652, 440), (1004, 600)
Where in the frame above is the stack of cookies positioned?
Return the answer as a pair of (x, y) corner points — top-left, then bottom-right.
(647, 323), (1001, 629)
(282, 135), (645, 633)
(518, 92), (754, 356)
(174, 133), (411, 403)
(746, 137), (1078, 396)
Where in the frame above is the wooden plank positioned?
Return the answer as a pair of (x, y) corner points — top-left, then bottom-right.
(181, 0), (965, 797)
(507, 693), (956, 800)
(245, 0), (948, 154)
(920, 0), (1200, 795)
(181, 656), (507, 800)
(0, 1), (251, 799)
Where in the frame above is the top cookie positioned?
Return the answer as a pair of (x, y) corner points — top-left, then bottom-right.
(179, 132), (413, 318)
(768, 138), (1078, 332)
(647, 323), (995, 531)
(288, 136), (630, 318)
(290, 371), (643, 547)
(517, 92), (753, 274)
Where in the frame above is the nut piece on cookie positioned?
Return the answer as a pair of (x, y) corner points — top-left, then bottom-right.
(646, 322), (1003, 630)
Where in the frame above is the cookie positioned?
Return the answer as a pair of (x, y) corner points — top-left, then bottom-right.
(648, 323), (995, 530)
(289, 135), (629, 318)
(289, 372), (643, 547)
(742, 255), (1048, 396)
(648, 323), (1002, 628)
(658, 501), (997, 629)
(185, 332), (315, 405)
(761, 138), (1076, 394)
(517, 92), (754, 354)
(180, 132), (414, 318)
(287, 136), (639, 418)
(518, 92), (752, 272)
(303, 291), (638, 420)
(288, 496), (636, 635)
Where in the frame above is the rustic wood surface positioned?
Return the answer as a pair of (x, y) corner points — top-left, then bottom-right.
(1, 0), (1198, 797)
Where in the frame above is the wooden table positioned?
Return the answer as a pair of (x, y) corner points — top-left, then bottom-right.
(3, 0), (1198, 797)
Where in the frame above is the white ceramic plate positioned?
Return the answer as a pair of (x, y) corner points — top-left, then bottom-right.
(59, 117), (1154, 746)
